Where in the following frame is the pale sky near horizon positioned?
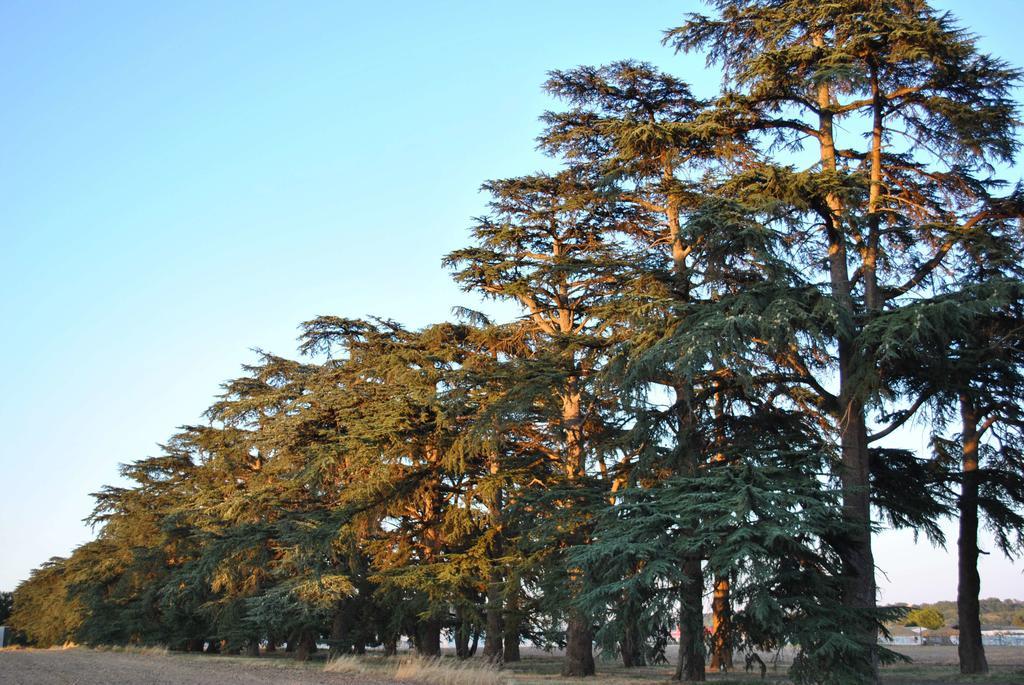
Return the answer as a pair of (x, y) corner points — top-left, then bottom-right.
(1, 1), (1021, 605)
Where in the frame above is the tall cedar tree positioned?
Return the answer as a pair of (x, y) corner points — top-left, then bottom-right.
(666, 3), (1021, 681)
(539, 60), (892, 683)
(445, 171), (634, 676)
(939, 303), (1024, 675)
(295, 318), (480, 658)
(539, 61), (717, 681)
(202, 353), (365, 659)
(888, 278), (1024, 673)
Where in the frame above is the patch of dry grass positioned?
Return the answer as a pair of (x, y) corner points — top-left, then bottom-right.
(324, 655), (510, 685)
(91, 644), (169, 656)
(2, 643), (168, 656)
(394, 656), (507, 685)
(323, 654), (379, 675)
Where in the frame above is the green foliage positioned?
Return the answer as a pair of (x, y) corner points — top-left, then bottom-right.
(0, 591), (12, 626)
(10, 558), (84, 647)
(906, 598), (1024, 628)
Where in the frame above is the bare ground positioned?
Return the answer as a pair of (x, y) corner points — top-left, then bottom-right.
(502, 646), (1024, 685)
(1, 645), (1022, 685)
(0, 648), (399, 685)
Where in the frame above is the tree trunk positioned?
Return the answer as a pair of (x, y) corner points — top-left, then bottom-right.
(330, 601), (350, 657)
(504, 580), (521, 662)
(503, 621), (520, 663)
(455, 606), (471, 659)
(418, 618), (442, 657)
(672, 380), (705, 683)
(503, 634), (520, 663)
(708, 576), (732, 672)
(265, 637), (277, 653)
(484, 455), (505, 662)
(674, 557), (705, 682)
(957, 395), (989, 674)
(864, 63), (884, 313)
(560, 384), (594, 677)
(621, 621), (645, 668)
(295, 629), (317, 661)
(837, 394), (879, 679)
(814, 64), (879, 685)
(484, 577), (504, 661)
(620, 590), (646, 668)
(562, 612), (596, 677)
(562, 385), (585, 481)
(245, 639), (260, 657)
(383, 636), (398, 656)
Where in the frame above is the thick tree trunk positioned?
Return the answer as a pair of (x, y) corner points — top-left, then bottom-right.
(330, 601), (352, 657)
(245, 639), (260, 657)
(958, 395), (989, 674)
(485, 457), (505, 662)
(186, 637), (205, 653)
(814, 65), (879, 685)
(484, 577), (504, 661)
(455, 605), (472, 659)
(563, 386), (585, 481)
(562, 612), (596, 677)
(295, 629), (317, 661)
(708, 576), (731, 672)
(503, 632), (520, 663)
(838, 393), (879, 679)
(621, 621), (645, 668)
(674, 557), (706, 682)
(503, 575), (522, 662)
(672, 380), (705, 683)
(837, 381), (879, 676)
(383, 636), (398, 656)
(418, 618), (442, 657)
(620, 588), (646, 668)
(561, 384), (594, 677)
(265, 637), (277, 653)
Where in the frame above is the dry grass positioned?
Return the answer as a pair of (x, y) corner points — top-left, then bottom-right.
(323, 654), (379, 675)
(324, 655), (510, 685)
(90, 644), (169, 656)
(394, 657), (508, 685)
(1, 643), (167, 656)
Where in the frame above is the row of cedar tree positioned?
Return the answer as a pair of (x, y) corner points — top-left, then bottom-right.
(11, 2), (1024, 684)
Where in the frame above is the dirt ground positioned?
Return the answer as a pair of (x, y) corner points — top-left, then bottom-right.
(0, 645), (1021, 685)
(876, 646), (1024, 685)
(500, 646), (1024, 684)
(0, 648), (398, 685)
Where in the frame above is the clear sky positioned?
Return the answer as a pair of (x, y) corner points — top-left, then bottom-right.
(1, 1), (1021, 604)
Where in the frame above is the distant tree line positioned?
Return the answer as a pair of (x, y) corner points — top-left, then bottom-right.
(904, 598), (1024, 630)
(9, 2), (1024, 684)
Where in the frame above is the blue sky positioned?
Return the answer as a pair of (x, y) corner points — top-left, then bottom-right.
(1, 1), (1021, 604)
